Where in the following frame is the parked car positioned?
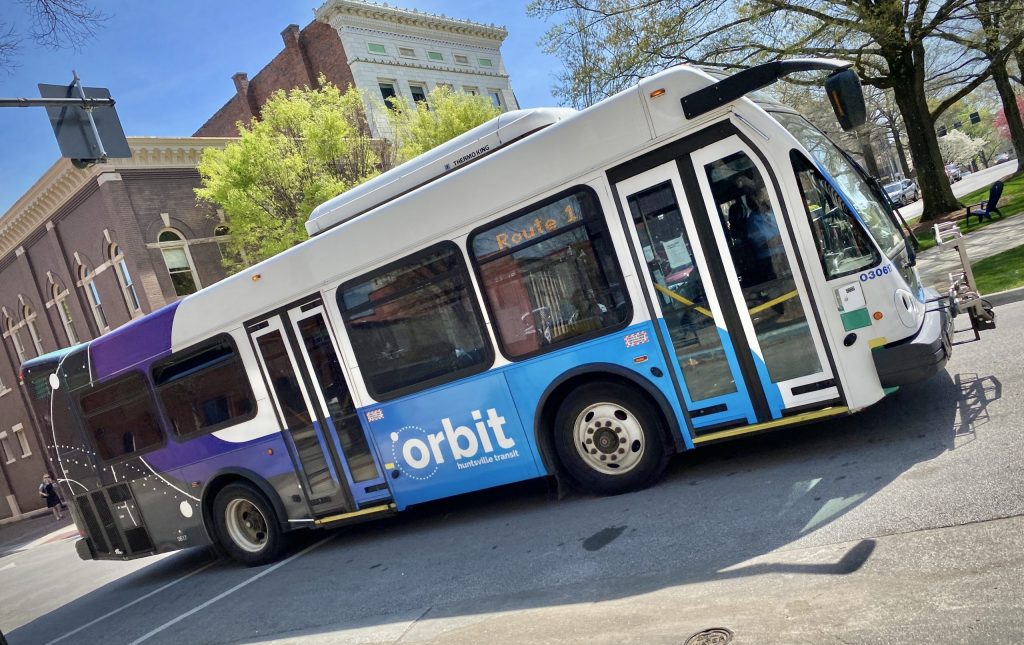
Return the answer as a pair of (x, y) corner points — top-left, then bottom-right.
(945, 163), (962, 182)
(993, 152), (1011, 164)
(884, 178), (920, 206)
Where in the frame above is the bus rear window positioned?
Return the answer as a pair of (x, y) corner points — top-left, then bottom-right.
(469, 187), (629, 358)
(152, 336), (256, 437)
(79, 372), (163, 461)
(337, 242), (492, 400)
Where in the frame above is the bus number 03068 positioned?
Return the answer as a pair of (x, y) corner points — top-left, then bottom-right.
(860, 264), (893, 282)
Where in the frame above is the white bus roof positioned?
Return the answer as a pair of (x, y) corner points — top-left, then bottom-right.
(305, 107), (577, 236)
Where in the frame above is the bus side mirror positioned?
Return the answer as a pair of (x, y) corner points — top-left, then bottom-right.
(825, 69), (866, 132)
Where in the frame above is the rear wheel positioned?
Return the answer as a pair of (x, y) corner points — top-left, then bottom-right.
(553, 382), (669, 495)
(213, 482), (286, 565)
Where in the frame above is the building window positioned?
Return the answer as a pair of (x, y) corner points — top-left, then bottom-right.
(488, 89), (504, 110)
(79, 372), (164, 462)
(367, 42), (386, 55)
(23, 305), (44, 356)
(463, 86), (479, 95)
(0, 431), (13, 464)
(5, 312), (28, 365)
(12, 423), (31, 457)
(454, 54), (469, 65)
(398, 46), (415, 58)
(469, 187), (630, 359)
(52, 281), (79, 345)
(337, 242), (492, 400)
(379, 82), (398, 108)
(110, 243), (142, 316)
(409, 84), (428, 105)
(479, 58), (493, 67)
(157, 229), (201, 297)
(79, 264), (109, 332)
(427, 51), (443, 61)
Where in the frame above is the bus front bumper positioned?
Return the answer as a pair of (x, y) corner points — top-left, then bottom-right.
(872, 300), (953, 388)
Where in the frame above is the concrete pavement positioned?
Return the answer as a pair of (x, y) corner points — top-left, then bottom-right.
(915, 212), (1024, 292)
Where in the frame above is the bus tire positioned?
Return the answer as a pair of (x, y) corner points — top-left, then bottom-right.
(553, 382), (668, 495)
(213, 482), (286, 566)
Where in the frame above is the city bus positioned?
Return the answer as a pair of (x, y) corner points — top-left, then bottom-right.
(31, 59), (970, 565)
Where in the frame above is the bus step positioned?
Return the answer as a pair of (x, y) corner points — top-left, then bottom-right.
(313, 503), (396, 527)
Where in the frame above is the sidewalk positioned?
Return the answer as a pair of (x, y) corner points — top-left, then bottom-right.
(0, 513), (73, 557)
(915, 213), (1024, 291)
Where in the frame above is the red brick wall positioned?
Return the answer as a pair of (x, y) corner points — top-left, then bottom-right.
(193, 21), (354, 137)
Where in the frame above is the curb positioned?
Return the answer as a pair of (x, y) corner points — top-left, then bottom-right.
(985, 285), (1024, 308)
(0, 508), (50, 527)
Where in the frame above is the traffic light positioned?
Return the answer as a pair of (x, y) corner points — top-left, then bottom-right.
(953, 121), (963, 129)
(938, 126), (947, 137)
(970, 111), (981, 124)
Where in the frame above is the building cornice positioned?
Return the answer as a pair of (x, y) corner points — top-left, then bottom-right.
(316, 0), (507, 41)
(348, 55), (510, 80)
(0, 136), (233, 261)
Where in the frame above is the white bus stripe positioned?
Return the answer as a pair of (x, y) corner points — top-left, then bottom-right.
(128, 535), (335, 645)
(44, 559), (218, 645)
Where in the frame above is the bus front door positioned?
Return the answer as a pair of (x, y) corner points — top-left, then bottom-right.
(614, 135), (838, 437)
(248, 297), (389, 517)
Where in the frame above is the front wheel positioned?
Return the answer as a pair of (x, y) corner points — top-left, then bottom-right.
(213, 482), (286, 565)
(553, 382), (669, 495)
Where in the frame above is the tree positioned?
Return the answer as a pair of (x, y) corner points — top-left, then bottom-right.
(0, 1), (106, 71)
(529, 0), (1024, 221)
(196, 80), (383, 270)
(380, 85), (501, 164)
(937, 128), (988, 165)
(197, 81), (501, 271)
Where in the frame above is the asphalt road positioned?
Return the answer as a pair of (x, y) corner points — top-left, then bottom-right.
(3, 302), (1024, 644)
(896, 159), (1018, 221)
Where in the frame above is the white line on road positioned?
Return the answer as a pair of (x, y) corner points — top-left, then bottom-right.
(128, 535), (336, 645)
(44, 559), (218, 645)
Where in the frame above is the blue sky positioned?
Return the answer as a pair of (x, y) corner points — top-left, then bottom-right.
(0, 1), (561, 214)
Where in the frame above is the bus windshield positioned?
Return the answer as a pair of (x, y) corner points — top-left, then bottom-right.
(772, 111), (904, 257)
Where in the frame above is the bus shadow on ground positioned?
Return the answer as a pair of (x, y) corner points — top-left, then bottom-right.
(10, 367), (1001, 645)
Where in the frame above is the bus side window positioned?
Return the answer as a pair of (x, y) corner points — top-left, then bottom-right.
(79, 372), (164, 462)
(337, 242), (493, 400)
(790, 151), (880, 280)
(468, 186), (630, 359)
(152, 335), (257, 438)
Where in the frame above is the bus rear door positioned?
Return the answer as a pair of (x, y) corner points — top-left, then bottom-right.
(247, 296), (389, 517)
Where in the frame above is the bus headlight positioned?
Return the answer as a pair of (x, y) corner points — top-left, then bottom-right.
(894, 289), (918, 328)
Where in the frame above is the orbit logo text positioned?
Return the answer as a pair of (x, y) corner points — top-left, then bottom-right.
(389, 408), (520, 480)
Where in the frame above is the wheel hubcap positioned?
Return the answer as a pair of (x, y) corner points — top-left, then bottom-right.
(225, 498), (268, 553)
(573, 402), (645, 475)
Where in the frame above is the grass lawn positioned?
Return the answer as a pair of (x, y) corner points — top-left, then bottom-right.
(972, 244), (1024, 294)
(912, 171), (1024, 251)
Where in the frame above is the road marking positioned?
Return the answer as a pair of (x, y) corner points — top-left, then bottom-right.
(128, 535), (335, 645)
(44, 559), (218, 645)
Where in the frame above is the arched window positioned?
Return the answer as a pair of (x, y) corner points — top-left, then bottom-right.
(4, 311), (27, 365)
(79, 264), (108, 332)
(110, 243), (141, 315)
(157, 229), (200, 297)
(52, 280), (79, 345)
(23, 304), (44, 356)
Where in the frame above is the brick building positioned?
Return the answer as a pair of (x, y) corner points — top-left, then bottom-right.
(195, 0), (519, 139)
(0, 137), (231, 520)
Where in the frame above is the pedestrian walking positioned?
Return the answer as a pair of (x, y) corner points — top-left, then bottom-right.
(39, 474), (64, 520)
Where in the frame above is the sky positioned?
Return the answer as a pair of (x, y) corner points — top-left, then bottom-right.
(0, 1), (562, 214)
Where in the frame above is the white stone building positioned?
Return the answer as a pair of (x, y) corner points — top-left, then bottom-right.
(316, 0), (520, 138)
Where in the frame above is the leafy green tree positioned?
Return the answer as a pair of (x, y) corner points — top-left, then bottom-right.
(380, 85), (501, 163)
(196, 79), (382, 270)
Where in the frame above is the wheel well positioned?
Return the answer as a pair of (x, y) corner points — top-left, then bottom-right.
(535, 367), (682, 475)
(200, 471), (289, 545)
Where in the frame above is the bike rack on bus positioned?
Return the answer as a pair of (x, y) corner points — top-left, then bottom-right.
(933, 221), (996, 340)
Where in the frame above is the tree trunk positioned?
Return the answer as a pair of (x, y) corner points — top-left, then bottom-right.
(887, 48), (961, 221)
(991, 60), (1024, 171)
(892, 128), (912, 178)
(857, 130), (881, 177)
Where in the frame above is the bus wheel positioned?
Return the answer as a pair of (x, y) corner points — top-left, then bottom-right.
(213, 482), (286, 565)
(554, 382), (668, 495)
